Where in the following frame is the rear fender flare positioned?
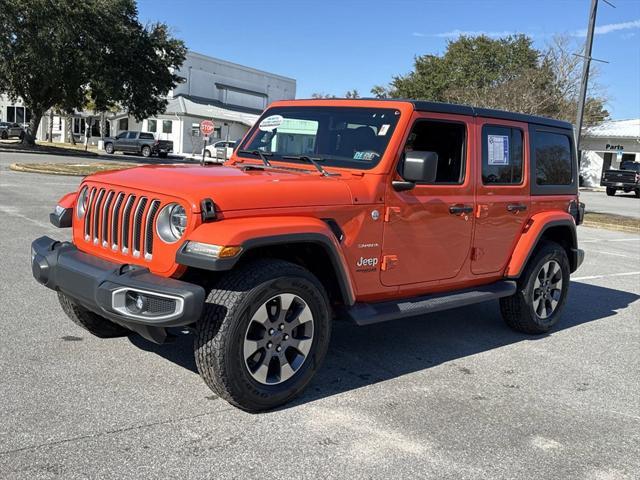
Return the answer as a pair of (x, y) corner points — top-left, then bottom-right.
(177, 216), (355, 305)
(505, 213), (577, 278)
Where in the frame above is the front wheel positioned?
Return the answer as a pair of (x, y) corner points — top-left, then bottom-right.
(195, 259), (331, 412)
(606, 187), (616, 196)
(58, 293), (130, 338)
(500, 242), (570, 334)
(204, 150), (211, 158)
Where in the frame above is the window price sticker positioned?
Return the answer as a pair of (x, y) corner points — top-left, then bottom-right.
(488, 134), (509, 165)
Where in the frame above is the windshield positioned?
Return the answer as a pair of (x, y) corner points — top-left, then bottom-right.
(237, 106), (401, 170)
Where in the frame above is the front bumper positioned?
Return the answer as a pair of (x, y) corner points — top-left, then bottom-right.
(31, 236), (205, 343)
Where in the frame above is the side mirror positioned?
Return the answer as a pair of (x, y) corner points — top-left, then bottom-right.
(393, 151), (439, 191)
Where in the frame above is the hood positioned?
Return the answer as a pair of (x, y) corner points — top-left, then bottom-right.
(86, 164), (354, 212)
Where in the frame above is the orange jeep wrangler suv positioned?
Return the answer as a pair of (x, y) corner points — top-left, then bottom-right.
(32, 99), (585, 411)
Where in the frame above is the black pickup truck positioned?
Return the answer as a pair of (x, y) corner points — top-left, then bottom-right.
(601, 160), (640, 197)
(104, 131), (173, 158)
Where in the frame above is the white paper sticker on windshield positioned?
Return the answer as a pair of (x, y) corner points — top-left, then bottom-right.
(488, 134), (509, 165)
(258, 115), (284, 131)
(378, 124), (390, 136)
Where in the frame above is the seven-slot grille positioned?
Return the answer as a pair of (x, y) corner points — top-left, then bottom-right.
(81, 186), (163, 261)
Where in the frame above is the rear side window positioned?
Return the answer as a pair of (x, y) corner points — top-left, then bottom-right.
(535, 132), (572, 185)
(481, 125), (523, 184)
(140, 132), (154, 140)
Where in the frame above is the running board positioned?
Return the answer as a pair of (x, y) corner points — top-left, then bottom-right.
(344, 280), (517, 326)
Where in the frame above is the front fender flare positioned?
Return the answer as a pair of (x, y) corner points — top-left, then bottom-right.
(176, 216), (355, 306)
(505, 212), (578, 278)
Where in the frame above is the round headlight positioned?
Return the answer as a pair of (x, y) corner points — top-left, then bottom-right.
(156, 203), (187, 243)
(76, 186), (88, 219)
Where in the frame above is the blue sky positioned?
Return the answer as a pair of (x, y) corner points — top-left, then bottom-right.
(138, 0), (640, 120)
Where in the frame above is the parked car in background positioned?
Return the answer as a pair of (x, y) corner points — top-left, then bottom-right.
(203, 140), (236, 161)
(601, 160), (640, 197)
(103, 131), (173, 158)
(0, 122), (25, 140)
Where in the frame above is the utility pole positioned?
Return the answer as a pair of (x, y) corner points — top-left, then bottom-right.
(575, 0), (599, 152)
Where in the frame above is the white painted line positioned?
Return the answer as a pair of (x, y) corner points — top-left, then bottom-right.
(581, 238), (640, 243)
(572, 271), (640, 281)
(590, 250), (640, 259)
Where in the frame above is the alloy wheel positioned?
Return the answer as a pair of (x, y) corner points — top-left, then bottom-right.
(532, 260), (563, 320)
(243, 293), (314, 385)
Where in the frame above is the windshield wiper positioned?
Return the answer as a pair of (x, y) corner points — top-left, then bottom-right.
(238, 149), (272, 167)
(282, 155), (334, 177)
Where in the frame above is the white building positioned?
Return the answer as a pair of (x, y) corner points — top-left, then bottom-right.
(2, 51), (296, 155)
(580, 119), (640, 187)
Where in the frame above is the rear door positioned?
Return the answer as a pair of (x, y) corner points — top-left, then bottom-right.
(381, 112), (475, 286)
(472, 119), (530, 275)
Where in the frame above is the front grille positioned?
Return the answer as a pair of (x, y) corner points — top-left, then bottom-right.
(82, 188), (162, 261)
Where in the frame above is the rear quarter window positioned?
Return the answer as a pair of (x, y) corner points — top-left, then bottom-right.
(530, 126), (577, 195)
(140, 133), (154, 140)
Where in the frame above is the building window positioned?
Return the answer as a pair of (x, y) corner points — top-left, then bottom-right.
(118, 118), (129, 131)
(73, 118), (86, 135)
(482, 125), (523, 184)
(191, 123), (200, 136)
(162, 120), (173, 134)
(147, 119), (157, 132)
(213, 127), (222, 139)
(6, 106), (30, 124)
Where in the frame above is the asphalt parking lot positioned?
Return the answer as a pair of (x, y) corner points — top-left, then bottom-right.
(1, 152), (639, 479)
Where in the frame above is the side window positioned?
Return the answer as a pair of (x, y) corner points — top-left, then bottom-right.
(139, 132), (154, 140)
(402, 120), (466, 184)
(482, 125), (523, 184)
(116, 132), (127, 139)
(535, 131), (572, 185)
(127, 131), (138, 139)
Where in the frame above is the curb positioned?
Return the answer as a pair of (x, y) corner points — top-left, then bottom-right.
(0, 146), (99, 158)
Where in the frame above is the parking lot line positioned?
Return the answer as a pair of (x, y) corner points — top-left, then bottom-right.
(572, 271), (640, 281)
(581, 238), (640, 243)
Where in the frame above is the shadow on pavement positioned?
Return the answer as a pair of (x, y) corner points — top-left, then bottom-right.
(129, 281), (639, 407)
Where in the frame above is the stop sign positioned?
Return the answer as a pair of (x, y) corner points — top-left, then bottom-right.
(200, 120), (215, 136)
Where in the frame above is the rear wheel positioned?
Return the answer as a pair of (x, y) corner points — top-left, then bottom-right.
(500, 242), (570, 334)
(58, 293), (130, 338)
(1, 130), (7, 139)
(104, 142), (114, 154)
(195, 259), (331, 412)
(141, 145), (151, 158)
(606, 187), (616, 196)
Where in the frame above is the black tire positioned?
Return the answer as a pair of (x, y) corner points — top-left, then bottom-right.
(141, 145), (151, 158)
(499, 241), (570, 334)
(606, 187), (616, 196)
(158, 152), (168, 158)
(635, 189), (640, 198)
(1, 130), (7, 140)
(195, 259), (331, 412)
(204, 150), (211, 158)
(58, 292), (130, 338)
(104, 142), (114, 154)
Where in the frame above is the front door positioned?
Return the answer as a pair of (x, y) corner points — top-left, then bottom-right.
(472, 119), (530, 275)
(381, 114), (475, 287)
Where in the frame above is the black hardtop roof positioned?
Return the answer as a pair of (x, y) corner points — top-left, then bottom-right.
(296, 98), (574, 130)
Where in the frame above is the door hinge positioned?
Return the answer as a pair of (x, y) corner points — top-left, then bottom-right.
(381, 255), (398, 271)
(384, 207), (401, 222)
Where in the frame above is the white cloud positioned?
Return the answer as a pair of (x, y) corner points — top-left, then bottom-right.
(573, 19), (640, 37)
(422, 29), (521, 38)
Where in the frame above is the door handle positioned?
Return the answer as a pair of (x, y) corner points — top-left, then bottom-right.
(507, 203), (527, 213)
(449, 204), (474, 215)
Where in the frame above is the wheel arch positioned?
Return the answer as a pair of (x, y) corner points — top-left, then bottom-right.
(505, 214), (578, 278)
(176, 217), (356, 306)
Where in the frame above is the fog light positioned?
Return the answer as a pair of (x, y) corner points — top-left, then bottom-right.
(125, 291), (148, 314)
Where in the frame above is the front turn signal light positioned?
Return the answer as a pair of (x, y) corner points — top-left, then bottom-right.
(183, 242), (242, 259)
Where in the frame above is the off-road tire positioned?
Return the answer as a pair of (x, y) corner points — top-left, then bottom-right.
(104, 142), (114, 154)
(141, 145), (151, 158)
(606, 187), (616, 196)
(195, 259), (331, 412)
(500, 241), (570, 334)
(58, 292), (130, 338)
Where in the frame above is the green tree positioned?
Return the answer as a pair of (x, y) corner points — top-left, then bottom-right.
(0, 0), (186, 144)
(377, 34), (608, 126)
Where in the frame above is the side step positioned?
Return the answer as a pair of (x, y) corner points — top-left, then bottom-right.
(344, 280), (517, 326)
